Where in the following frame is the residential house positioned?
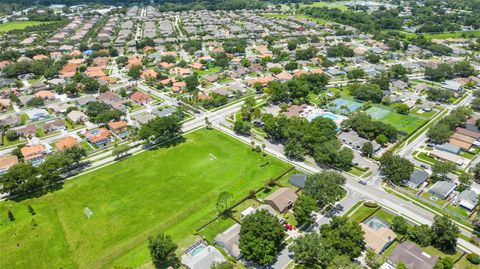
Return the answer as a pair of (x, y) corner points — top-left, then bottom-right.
(16, 124), (37, 137)
(84, 128), (113, 147)
(153, 107), (177, 117)
(428, 181), (456, 200)
(21, 144), (48, 165)
(0, 114), (22, 127)
(339, 131), (381, 152)
(288, 174), (307, 189)
(108, 121), (129, 137)
(135, 114), (155, 125)
(214, 224), (242, 260)
(264, 187), (298, 213)
(385, 242), (438, 269)
(34, 90), (55, 100)
(181, 242), (226, 269)
(25, 108), (49, 121)
(0, 155), (19, 175)
(67, 110), (88, 124)
(405, 170), (429, 189)
(56, 136), (79, 150)
(360, 219), (396, 254)
(76, 95), (97, 107)
(430, 148), (466, 166)
(455, 190), (478, 211)
(130, 91), (152, 105)
(43, 119), (65, 133)
(283, 104), (307, 118)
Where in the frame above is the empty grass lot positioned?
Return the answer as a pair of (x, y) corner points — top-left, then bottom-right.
(380, 112), (426, 135)
(0, 21), (48, 33)
(0, 129), (290, 269)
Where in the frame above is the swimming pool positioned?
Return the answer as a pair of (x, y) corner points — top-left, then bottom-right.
(190, 244), (206, 256)
(365, 216), (388, 230)
(305, 111), (340, 122)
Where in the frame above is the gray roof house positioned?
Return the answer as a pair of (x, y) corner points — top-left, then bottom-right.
(181, 242), (225, 269)
(76, 95), (97, 107)
(428, 181), (456, 200)
(436, 143), (461, 155)
(153, 107), (177, 117)
(455, 190), (478, 211)
(134, 114), (155, 125)
(214, 224), (242, 260)
(405, 170), (429, 189)
(386, 242), (438, 269)
(288, 174), (307, 189)
(339, 131), (381, 152)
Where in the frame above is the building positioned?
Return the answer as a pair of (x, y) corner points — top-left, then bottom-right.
(405, 170), (429, 189)
(214, 224), (242, 260)
(430, 149), (466, 166)
(25, 108), (49, 121)
(455, 190), (478, 211)
(76, 95), (97, 107)
(16, 124), (37, 137)
(428, 181), (456, 200)
(264, 187), (298, 213)
(43, 119), (65, 133)
(135, 114), (155, 125)
(360, 218), (396, 254)
(339, 131), (380, 152)
(84, 128), (112, 147)
(288, 174), (307, 189)
(21, 145), (48, 165)
(130, 91), (152, 105)
(56, 136), (79, 150)
(67, 110), (88, 124)
(456, 127), (480, 140)
(385, 242), (438, 269)
(108, 121), (128, 137)
(153, 107), (177, 117)
(435, 143), (460, 155)
(181, 242), (226, 269)
(0, 155), (18, 175)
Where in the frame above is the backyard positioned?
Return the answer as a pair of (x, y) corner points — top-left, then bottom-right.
(0, 21), (49, 33)
(0, 128), (291, 269)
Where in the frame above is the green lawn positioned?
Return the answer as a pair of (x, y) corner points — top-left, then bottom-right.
(300, 1), (348, 11)
(195, 67), (220, 76)
(380, 112), (426, 135)
(348, 204), (378, 223)
(0, 129), (291, 269)
(263, 13), (329, 25)
(400, 30), (480, 39)
(0, 21), (49, 33)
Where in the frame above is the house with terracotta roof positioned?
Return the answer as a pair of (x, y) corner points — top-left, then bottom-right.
(0, 60), (13, 70)
(130, 91), (152, 105)
(191, 62), (204, 70)
(127, 56), (142, 69)
(84, 128), (113, 147)
(92, 57), (109, 69)
(159, 62), (175, 69)
(21, 144), (48, 164)
(86, 66), (106, 78)
(172, 67), (192, 76)
(108, 121), (129, 137)
(56, 136), (79, 150)
(172, 81), (186, 92)
(159, 77), (176, 86)
(33, 54), (49, 61)
(60, 63), (81, 78)
(0, 155), (18, 175)
(35, 90), (55, 100)
(246, 76), (273, 87)
(141, 68), (158, 79)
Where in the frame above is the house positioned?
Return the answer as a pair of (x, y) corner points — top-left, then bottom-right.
(455, 190), (478, 211)
(448, 138), (472, 151)
(141, 68), (158, 79)
(264, 187), (298, 213)
(108, 121), (128, 137)
(153, 107), (177, 117)
(0, 155), (19, 175)
(21, 144), (48, 165)
(48, 102), (73, 114)
(43, 119), (65, 133)
(430, 149), (466, 166)
(214, 224), (242, 260)
(385, 242), (438, 269)
(339, 131), (381, 152)
(97, 91), (121, 103)
(34, 90), (55, 100)
(25, 108), (49, 121)
(84, 128), (113, 147)
(283, 104), (307, 118)
(288, 174), (307, 189)
(435, 143), (461, 155)
(16, 124), (37, 137)
(0, 114), (22, 127)
(56, 136), (79, 150)
(130, 91), (152, 105)
(456, 127), (480, 140)
(67, 110), (88, 124)
(135, 114), (155, 125)
(405, 170), (429, 189)
(181, 242), (226, 269)
(442, 80), (463, 93)
(360, 218), (396, 254)
(76, 95), (97, 107)
(428, 181), (456, 200)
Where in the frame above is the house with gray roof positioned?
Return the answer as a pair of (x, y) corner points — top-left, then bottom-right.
(181, 242), (225, 269)
(214, 224), (242, 260)
(153, 107), (177, 117)
(405, 170), (429, 189)
(455, 190), (478, 211)
(428, 181), (456, 200)
(385, 242), (438, 269)
(76, 95), (97, 107)
(288, 174), (307, 189)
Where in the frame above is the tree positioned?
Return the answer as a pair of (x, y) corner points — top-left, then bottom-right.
(148, 233), (180, 269)
(0, 162), (41, 196)
(304, 172), (346, 207)
(233, 119), (251, 135)
(395, 103), (410, 115)
(289, 232), (334, 268)
(287, 39), (298, 51)
(239, 210), (285, 266)
(392, 216), (409, 235)
(128, 65), (142, 79)
(327, 255), (361, 269)
(216, 191), (233, 214)
(434, 257), (454, 269)
(5, 130), (18, 141)
(139, 115), (183, 143)
(293, 194), (318, 228)
(112, 144), (130, 159)
(432, 161), (456, 181)
(361, 142), (374, 157)
(376, 133), (388, 146)
(365, 249), (383, 269)
(346, 68), (366, 81)
(379, 154), (414, 185)
(185, 74), (199, 92)
(389, 64), (408, 80)
(320, 216), (365, 259)
(26, 97), (44, 107)
(285, 61), (298, 71)
(458, 172), (472, 187)
(408, 224), (432, 247)
(211, 262), (234, 269)
(431, 215), (459, 252)
(284, 139), (305, 160)
(64, 146), (87, 166)
(349, 83), (384, 103)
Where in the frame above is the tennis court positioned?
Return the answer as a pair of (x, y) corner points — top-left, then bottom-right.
(332, 98), (362, 112)
(365, 106), (391, 120)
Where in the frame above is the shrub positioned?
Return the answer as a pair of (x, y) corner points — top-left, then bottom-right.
(467, 253), (480, 264)
(7, 210), (15, 221)
(248, 190), (256, 198)
(364, 201), (378, 208)
(27, 205), (36, 215)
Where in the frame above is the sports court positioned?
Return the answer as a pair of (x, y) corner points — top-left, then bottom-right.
(331, 98), (362, 112)
(365, 106), (391, 120)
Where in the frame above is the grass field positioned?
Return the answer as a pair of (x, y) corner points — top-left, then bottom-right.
(0, 129), (291, 269)
(300, 1), (348, 11)
(380, 112), (426, 135)
(263, 13), (328, 25)
(0, 21), (48, 33)
(400, 30), (480, 39)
